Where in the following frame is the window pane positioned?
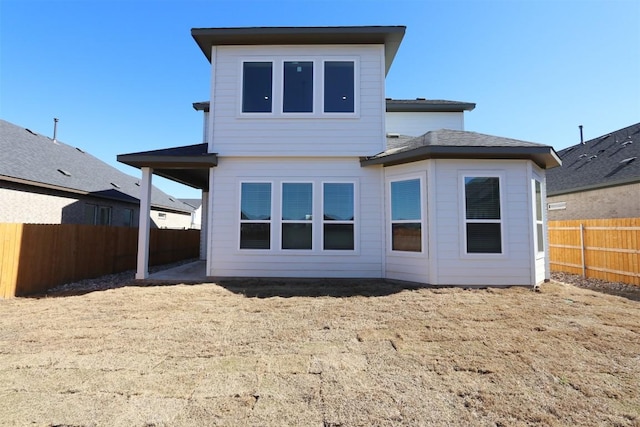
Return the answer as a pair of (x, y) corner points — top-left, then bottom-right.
(323, 183), (354, 220)
(537, 224), (544, 253)
(391, 179), (421, 220)
(324, 61), (354, 113)
(324, 224), (354, 250)
(465, 177), (500, 219)
(98, 207), (111, 225)
(242, 62), (272, 113)
(241, 183), (271, 220)
(240, 223), (271, 249)
(535, 181), (542, 221)
(282, 183), (312, 220)
(282, 223), (312, 250)
(84, 204), (96, 224)
(283, 61), (313, 113)
(392, 223), (421, 252)
(467, 223), (501, 253)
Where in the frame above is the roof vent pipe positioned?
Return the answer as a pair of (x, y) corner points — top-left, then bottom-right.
(579, 125), (584, 144)
(53, 118), (59, 143)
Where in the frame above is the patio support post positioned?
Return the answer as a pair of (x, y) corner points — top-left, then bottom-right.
(136, 167), (153, 279)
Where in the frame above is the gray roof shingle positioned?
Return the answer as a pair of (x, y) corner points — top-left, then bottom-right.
(546, 122), (640, 195)
(363, 129), (560, 169)
(0, 119), (193, 213)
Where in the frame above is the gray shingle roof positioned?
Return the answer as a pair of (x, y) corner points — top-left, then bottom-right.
(546, 122), (640, 195)
(0, 119), (193, 213)
(362, 129), (561, 169)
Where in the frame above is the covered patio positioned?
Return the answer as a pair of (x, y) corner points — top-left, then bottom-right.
(117, 143), (217, 279)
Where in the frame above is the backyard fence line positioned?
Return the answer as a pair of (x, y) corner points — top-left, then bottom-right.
(548, 218), (640, 286)
(0, 223), (200, 298)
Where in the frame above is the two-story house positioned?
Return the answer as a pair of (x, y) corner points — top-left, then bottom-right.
(119, 26), (560, 287)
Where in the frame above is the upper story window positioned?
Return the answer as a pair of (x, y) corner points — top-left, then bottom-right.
(324, 61), (355, 113)
(242, 62), (273, 113)
(240, 58), (357, 116)
(283, 61), (313, 113)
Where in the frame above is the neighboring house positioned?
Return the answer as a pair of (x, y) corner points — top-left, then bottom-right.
(546, 122), (640, 220)
(0, 119), (193, 228)
(180, 198), (203, 229)
(119, 26), (560, 287)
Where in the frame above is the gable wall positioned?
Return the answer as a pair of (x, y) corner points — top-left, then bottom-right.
(385, 111), (464, 136)
(209, 44), (386, 157)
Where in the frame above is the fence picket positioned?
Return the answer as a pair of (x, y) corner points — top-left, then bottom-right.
(549, 218), (640, 286)
(0, 224), (200, 298)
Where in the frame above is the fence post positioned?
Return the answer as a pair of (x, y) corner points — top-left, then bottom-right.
(580, 223), (586, 278)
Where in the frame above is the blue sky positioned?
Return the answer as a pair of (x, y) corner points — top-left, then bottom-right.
(2, 0), (639, 199)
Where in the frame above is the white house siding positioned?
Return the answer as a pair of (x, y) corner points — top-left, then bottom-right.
(383, 161), (430, 284)
(209, 45), (386, 157)
(207, 157), (384, 278)
(431, 159), (535, 286)
(385, 112), (464, 137)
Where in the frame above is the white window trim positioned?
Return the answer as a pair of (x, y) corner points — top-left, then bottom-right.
(321, 58), (359, 118)
(321, 180), (359, 253)
(238, 180), (274, 251)
(280, 181), (314, 251)
(533, 179), (545, 257)
(237, 56), (359, 119)
(460, 172), (506, 258)
(239, 59), (275, 117)
(387, 174), (426, 256)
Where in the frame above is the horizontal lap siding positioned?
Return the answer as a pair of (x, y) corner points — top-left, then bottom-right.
(208, 158), (384, 278)
(385, 112), (465, 137)
(432, 159), (533, 286)
(211, 45), (385, 157)
(383, 161), (430, 284)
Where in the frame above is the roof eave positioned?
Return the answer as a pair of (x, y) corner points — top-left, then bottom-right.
(191, 26), (406, 74)
(386, 102), (477, 112)
(361, 146), (562, 169)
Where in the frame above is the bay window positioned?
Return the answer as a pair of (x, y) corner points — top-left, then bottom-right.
(390, 178), (422, 252)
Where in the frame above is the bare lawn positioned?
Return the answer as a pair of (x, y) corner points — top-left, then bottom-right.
(1, 278), (639, 426)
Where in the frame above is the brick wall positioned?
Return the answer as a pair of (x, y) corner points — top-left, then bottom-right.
(547, 182), (640, 220)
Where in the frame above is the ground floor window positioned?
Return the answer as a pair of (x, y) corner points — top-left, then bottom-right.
(323, 183), (354, 250)
(390, 178), (422, 252)
(282, 182), (313, 250)
(84, 203), (112, 226)
(240, 182), (272, 249)
(534, 179), (544, 254)
(464, 176), (502, 254)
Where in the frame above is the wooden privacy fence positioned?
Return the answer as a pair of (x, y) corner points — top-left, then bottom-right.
(548, 218), (640, 286)
(0, 223), (200, 298)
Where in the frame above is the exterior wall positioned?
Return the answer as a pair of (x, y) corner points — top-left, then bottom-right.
(209, 44), (386, 157)
(429, 159), (536, 286)
(383, 160), (430, 284)
(150, 210), (192, 229)
(385, 111), (464, 137)
(0, 181), (139, 227)
(547, 182), (640, 220)
(207, 157), (384, 278)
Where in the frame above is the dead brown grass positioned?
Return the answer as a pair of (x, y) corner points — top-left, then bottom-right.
(1, 280), (639, 427)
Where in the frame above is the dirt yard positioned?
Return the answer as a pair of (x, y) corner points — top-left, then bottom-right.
(1, 278), (639, 427)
